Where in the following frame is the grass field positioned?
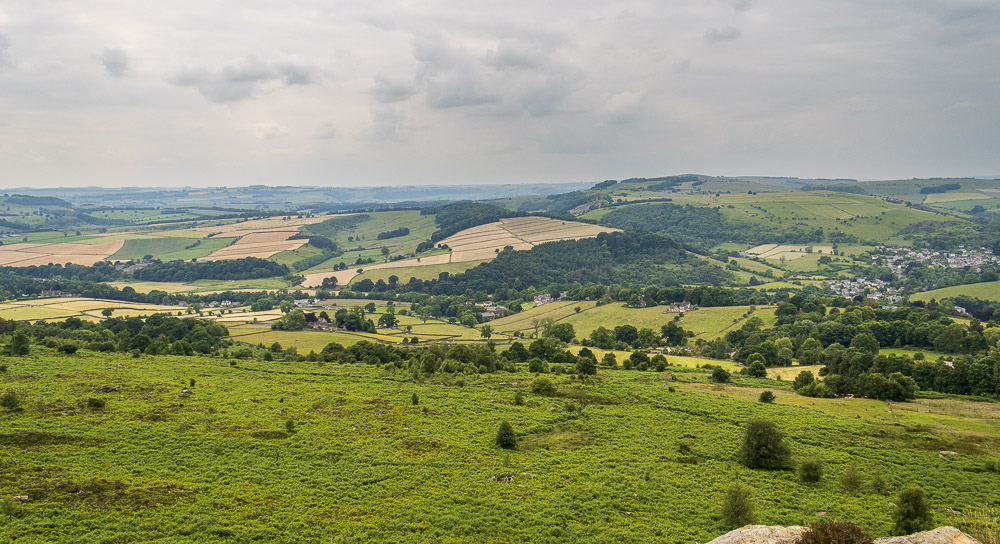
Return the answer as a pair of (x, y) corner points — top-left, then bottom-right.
(441, 217), (617, 263)
(0, 297), (182, 322)
(0, 351), (996, 542)
(910, 280), (1000, 303)
(349, 260), (488, 286)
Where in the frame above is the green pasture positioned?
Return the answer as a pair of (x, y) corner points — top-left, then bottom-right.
(0, 352), (996, 542)
(348, 260), (488, 286)
(910, 280), (1000, 303)
(552, 303), (773, 341)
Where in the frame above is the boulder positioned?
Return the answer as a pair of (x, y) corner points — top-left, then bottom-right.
(707, 526), (980, 544)
(875, 527), (981, 544)
(707, 525), (806, 544)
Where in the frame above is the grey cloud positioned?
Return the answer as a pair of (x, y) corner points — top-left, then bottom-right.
(0, 33), (12, 68)
(170, 56), (317, 102)
(364, 108), (410, 143)
(313, 122), (339, 140)
(704, 27), (742, 43)
(731, 0), (755, 12)
(368, 74), (419, 103)
(98, 46), (130, 78)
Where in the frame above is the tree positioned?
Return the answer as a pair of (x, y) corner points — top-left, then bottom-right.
(743, 361), (767, 378)
(575, 356), (597, 376)
(480, 324), (493, 339)
(799, 459), (823, 483)
(711, 367), (731, 383)
(758, 390), (776, 403)
(840, 463), (863, 493)
(9, 332), (29, 356)
(793, 370), (816, 390)
(101, 308), (114, 318)
(377, 313), (398, 328)
(411, 393), (419, 405)
(893, 486), (933, 535)
(661, 321), (687, 346)
(364, 302), (377, 314)
(720, 482), (756, 528)
(495, 420), (516, 449)
(850, 332), (880, 355)
(602, 352), (617, 368)
(545, 323), (575, 343)
(1, 391), (21, 411)
(739, 419), (792, 469)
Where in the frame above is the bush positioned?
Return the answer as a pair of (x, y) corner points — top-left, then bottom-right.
(1, 391), (21, 411)
(87, 397), (106, 410)
(759, 390), (776, 403)
(799, 459), (824, 483)
(893, 486), (933, 535)
(496, 420), (516, 449)
(285, 419), (296, 433)
(743, 361), (767, 378)
(711, 367), (731, 383)
(720, 482), (756, 528)
(531, 377), (557, 396)
(738, 419), (792, 470)
(513, 391), (524, 406)
(411, 393), (419, 405)
(840, 463), (863, 493)
(798, 521), (873, 544)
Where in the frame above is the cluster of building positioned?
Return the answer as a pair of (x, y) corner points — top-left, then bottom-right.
(475, 301), (508, 320)
(827, 277), (903, 306)
(533, 292), (567, 306)
(875, 245), (1000, 277)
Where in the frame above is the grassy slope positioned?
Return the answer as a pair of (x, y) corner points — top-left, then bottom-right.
(0, 352), (996, 543)
(910, 280), (1000, 303)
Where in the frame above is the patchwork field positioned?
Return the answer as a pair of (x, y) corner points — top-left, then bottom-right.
(441, 217), (618, 263)
(0, 297), (182, 322)
(0, 240), (125, 266)
(746, 244), (834, 260)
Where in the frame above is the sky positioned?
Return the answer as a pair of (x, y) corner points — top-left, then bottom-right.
(0, 0), (998, 187)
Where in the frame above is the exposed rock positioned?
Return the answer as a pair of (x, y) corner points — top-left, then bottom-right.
(707, 527), (980, 544)
(99, 385), (122, 392)
(12, 495), (29, 503)
(707, 525), (806, 544)
(875, 527), (981, 544)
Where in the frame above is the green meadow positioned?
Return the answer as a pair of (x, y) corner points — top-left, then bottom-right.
(0, 351), (996, 543)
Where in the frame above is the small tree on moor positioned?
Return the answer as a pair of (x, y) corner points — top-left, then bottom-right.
(893, 486), (933, 535)
(496, 420), (516, 449)
(739, 419), (792, 470)
(720, 482), (756, 528)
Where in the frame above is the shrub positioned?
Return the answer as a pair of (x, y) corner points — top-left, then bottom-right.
(799, 459), (824, 483)
(720, 482), (756, 528)
(411, 393), (419, 405)
(285, 419), (296, 433)
(513, 391), (524, 406)
(840, 463), (863, 493)
(711, 367), (731, 383)
(743, 361), (767, 378)
(798, 521), (873, 544)
(531, 377), (557, 396)
(893, 486), (933, 535)
(738, 419), (792, 470)
(1, 391), (21, 411)
(87, 397), (106, 410)
(496, 420), (516, 449)
(759, 390), (776, 403)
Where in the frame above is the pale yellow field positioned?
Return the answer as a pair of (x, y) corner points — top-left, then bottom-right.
(0, 297), (181, 321)
(193, 214), (335, 235)
(0, 239), (125, 267)
(301, 253), (454, 288)
(441, 217), (617, 263)
(923, 192), (991, 203)
(746, 244), (834, 260)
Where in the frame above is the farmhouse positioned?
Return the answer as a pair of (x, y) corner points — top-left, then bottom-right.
(667, 301), (691, 313)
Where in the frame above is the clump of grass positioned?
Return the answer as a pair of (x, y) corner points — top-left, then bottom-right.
(959, 506), (1000, 544)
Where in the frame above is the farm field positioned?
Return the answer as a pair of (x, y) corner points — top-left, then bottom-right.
(0, 297), (183, 322)
(440, 217), (617, 263)
(541, 303), (775, 341)
(910, 280), (1000, 303)
(348, 260), (489, 286)
(0, 352), (996, 543)
(746, 244), (834, 260)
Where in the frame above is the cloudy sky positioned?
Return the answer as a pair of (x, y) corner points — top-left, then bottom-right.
(1, 0), (998, 187)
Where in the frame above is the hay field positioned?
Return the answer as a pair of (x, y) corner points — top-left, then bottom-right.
(301, 253), (453, 288)
(0, 239), (124, 266)
(441, 217), (617, 263)
(923, 192), (992, 204)
(0, 297), (181, 322)
(746, 244), (834, 260)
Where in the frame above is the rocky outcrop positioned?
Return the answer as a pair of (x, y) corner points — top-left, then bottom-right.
(875, 527), (981, 544)
(707, 525), (807, 544)
(707, 526), (980, 544)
